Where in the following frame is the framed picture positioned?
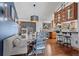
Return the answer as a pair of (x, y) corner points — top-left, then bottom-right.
(43, 23), (51, 30)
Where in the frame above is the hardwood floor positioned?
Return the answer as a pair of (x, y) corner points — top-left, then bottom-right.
(14, 38), (79, 56)
(45, 39), (79, 56)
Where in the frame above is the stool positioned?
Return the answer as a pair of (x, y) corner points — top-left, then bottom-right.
(57, 35), (63, 45)
(63, 36), (71, 47)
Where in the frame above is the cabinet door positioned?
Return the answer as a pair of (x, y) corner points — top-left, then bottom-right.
(54, 11), (61, 25)
(57, 10), (62, 23)
(61, 8), (67, 22)
(67, 3), (78, 21)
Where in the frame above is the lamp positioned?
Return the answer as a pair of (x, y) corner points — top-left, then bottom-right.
(31, 15), (38, 21)
(30, 3), (39, 22)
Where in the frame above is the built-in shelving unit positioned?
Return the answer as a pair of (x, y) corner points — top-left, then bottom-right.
(53, 2), (79, 50)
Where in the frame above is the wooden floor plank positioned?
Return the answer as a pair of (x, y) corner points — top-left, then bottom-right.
(45, 39), (79, 56)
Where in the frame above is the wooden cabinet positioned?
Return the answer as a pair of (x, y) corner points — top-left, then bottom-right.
(66, 2), (78, 21)
(54, 2), (78, 23)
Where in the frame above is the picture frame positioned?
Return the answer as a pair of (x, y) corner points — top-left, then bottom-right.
(43, 23), (51, 30)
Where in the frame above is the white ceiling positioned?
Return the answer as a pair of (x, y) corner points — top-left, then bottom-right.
(14, 2), (63, 21)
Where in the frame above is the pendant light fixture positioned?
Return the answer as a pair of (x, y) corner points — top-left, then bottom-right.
(30, 3), (39, 22)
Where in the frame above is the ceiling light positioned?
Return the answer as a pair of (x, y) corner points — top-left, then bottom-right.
(30, 15), (39, 21)
(30, 3), (39, 22)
